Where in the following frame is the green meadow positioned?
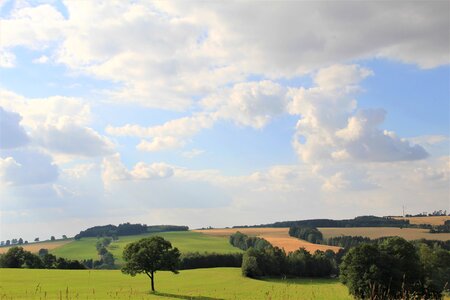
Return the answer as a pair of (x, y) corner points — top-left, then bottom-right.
(51, 231), (242, 265)
(0, 268), (352, 300)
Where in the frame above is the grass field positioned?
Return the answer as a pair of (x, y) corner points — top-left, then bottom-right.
(319, 227), (450, 241)
(51, 231), (242, 265)
(195, 228), (341, 253)
(0, 239), (72, 255)
(393, 216), (450, 226)
(0, 268), (352, 300)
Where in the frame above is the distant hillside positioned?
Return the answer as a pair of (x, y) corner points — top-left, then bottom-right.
(74, 223), (188, 239)
(235, 215), (409, 228)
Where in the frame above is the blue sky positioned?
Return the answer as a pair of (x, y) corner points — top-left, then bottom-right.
(0, 1), (449, 241)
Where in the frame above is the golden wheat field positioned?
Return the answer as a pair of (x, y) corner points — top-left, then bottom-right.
(195, 227), (342, 253)
(319, 227), (450, 241)
(0, 240), (72, 254)
(392, 216), (450, 226)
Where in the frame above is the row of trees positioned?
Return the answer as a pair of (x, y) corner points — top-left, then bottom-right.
(288, 226), (323, 243)
(0, 235), (68, 247)
(242, 246), (337, 278)
(179, 252), (242, 269)
(236, 215), (409, 228)
(93, 237), (115, 269)
(74, 223), (188, 239)
(229, 231), (272, 251)
(0, 247), (85, 269)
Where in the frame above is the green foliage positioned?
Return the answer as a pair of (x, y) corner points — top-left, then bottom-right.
(0, 247), (85, 270)
(229, 231), (272, 250)
(417, 243), (450, 297)
(323, 235), (372, 248)
(340, 237), (449, 299)
(241, 245), (337, 279)
(179, 252), (242, 269)
(289, 226), (323, 243)
(0, 246), (28, 268)
(122, 236), (181, 292)
(74, 223), (188, 239)
(242, 250), (261, 277)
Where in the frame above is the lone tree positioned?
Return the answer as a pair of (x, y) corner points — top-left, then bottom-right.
(122, 236), (180, 292)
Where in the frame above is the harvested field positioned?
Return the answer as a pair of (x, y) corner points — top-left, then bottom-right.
(195, 228), (341, 253)
(392, 216), (450, 226)
(319, 227), (450, 241)
(0, 240), (72, 254)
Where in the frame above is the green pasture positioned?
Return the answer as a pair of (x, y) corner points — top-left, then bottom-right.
(51, 231), (242, 265)
(0, 268), (352, 300)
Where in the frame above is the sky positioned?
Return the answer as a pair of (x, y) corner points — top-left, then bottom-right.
(0, 0), (449, 242)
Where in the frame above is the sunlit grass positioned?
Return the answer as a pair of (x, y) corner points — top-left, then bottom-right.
(0, 268), (352, 300)
(51, 231), (242, 265)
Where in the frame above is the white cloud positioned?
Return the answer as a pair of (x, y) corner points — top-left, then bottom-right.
(0, 89), (114, 158)
(289, 64), (428, 163)
(202, 80), (288, 128)
(33, 55), (49, 64)
(0, 4), (65, 49)
(102, 153), (175, 185)
(0, 50), (16, 68)
(107, 113), (215, 151)
(0, 149), (58, 185)
(36, 121), (115, 157)
(107, 113), (215, 138)
(0, 107), (29, 149)
(137, 136), (185, 152)
(0, 89), (91, 129)
(182, 149), (205, 159)
(336, 109), (428, 162)
(3, 1), (447, 112)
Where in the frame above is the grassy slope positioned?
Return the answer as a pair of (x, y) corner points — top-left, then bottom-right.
(51, 231), (242, 265)
(0, 268), (352, 300)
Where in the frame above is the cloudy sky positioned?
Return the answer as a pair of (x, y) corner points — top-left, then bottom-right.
(0, 0), (449, 241)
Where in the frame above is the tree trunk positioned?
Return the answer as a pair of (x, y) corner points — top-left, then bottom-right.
(151, 271), (155, 292)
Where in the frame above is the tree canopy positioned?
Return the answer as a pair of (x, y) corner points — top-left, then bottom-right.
(122, 236), (180, 292)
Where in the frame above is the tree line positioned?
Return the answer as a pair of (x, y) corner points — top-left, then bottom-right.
(229, 231), (272, 251)
(74, 223), (188, 239)
(235, 215), (409, 228)
(228, 232), (338, 278)
(0, 247), (85, 269)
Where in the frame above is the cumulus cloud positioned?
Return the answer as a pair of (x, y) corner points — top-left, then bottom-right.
(3, 1), (447, 112)
(108, 80), (287, 151)
(289, 64), (428, 163)
(107, 113), (215, 151)
(36, 122), (114, 157)
(203, 80), (288, 128)
(0, 107), (29, 149)
(0, 89), (113, 158)
(137, 136), (185, 152)
(0, 89), (91, 129)
(336, 109), (428, 161)
(0, 149), (58, 185)
(102, 154), (175, 185)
